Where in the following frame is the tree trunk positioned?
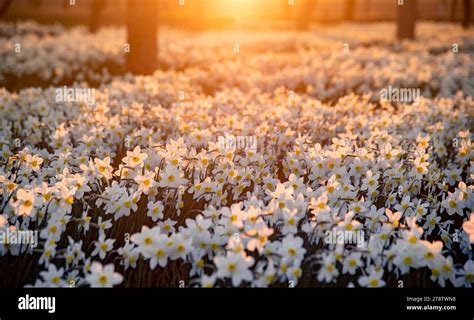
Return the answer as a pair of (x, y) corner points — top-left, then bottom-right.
(89, 0), (106, 33)
(397, 0), (417, 40)
(0, 0), (13, 18)
(462, 0), (472, 28)
(126, 0), (159, 75)
(345, 0), (356, 21)
(451, 0), (458, 21)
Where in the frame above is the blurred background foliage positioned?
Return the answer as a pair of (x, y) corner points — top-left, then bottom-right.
(1, 0), (472, 30)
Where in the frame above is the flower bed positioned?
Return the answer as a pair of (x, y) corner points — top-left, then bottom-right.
(0, 21), (473, 288)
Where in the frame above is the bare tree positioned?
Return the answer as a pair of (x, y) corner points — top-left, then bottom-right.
(89, 0), (106, 33)
(345, 0), (356, 21)
(397, 0), (417, 40)
(126, 0), (159, 75)
(462, 0), (472, 28)
(296, 0), (317, 30)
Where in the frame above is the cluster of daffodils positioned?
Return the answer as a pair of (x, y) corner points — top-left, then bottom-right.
(0, 24), (124, 85)
(0, 22), (473, 288)
(1, 21), (473, 101)
(0, 20), (65, 38)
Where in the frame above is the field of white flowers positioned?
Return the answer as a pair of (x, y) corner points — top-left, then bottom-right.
(0, 21), (473, 288)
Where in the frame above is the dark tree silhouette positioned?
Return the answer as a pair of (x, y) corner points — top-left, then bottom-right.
(89, 0), (106, 33)
(345, 0), (356, 21)
(126, 0), (159, 75)
(462, 0), (472, 28)
(397, 0), (417, 40)
(0, 0), (13, 18)
(451, 0), (458, 21)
